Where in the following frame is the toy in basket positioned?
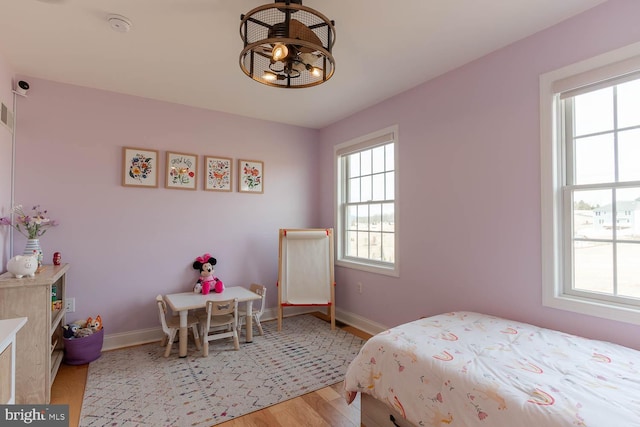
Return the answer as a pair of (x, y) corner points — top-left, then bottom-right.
(62, 315), (104, 365)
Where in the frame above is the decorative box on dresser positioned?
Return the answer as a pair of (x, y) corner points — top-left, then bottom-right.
(0, 263), (69, 404)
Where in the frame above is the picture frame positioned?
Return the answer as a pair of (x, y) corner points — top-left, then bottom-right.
(122, 147), (159, 188)
(166, 151), (198, 190)
(238, 159), (264, 193)
(204, 156), (233, 192)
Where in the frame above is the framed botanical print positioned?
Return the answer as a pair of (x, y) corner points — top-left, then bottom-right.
(122, 147), (159, 188)
(238, 159), (264, 193)
(205, 156), (233, 192)
(166, 151), (197, 190)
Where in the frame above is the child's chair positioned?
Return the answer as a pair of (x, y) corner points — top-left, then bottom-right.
(156, 294), (201, 357)
(199, 298), (239, 356)
(238, 283), (266, 336)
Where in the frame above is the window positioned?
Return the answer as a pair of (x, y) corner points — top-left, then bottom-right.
(541, 43), (640, 324)
(335, 126), (399, 276)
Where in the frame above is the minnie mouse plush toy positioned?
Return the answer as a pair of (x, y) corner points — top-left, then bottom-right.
(193, 253), (224, 295)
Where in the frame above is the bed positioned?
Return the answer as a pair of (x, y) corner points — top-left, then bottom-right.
(344, 311), (640, 427)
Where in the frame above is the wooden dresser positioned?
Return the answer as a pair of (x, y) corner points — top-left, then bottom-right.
(0, 263), (68, 404)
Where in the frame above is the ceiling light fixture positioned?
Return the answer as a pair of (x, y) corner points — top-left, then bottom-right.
(239, 0), (336, 88)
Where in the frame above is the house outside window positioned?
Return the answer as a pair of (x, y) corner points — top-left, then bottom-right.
(335, 125), (399, 277)
(540, 43), (640, 325)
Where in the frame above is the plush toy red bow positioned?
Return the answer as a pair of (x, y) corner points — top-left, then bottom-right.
(196, 253), (212, 263)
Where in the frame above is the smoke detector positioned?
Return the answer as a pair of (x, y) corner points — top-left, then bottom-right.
(107, 14), (132, 33)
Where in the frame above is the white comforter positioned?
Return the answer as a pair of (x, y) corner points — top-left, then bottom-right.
(344, 312), (640, 427)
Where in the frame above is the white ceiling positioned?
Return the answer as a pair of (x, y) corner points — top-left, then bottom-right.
(0, 0), (606, 129)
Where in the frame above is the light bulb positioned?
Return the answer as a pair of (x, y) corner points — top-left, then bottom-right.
(263, 71), (278, 81)
(272, 44), (288, 61)
(310, 67), (322, 77)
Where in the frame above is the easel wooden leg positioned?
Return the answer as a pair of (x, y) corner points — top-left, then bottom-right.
(331, 305), (336, 330)
(330, 279), (336, 330)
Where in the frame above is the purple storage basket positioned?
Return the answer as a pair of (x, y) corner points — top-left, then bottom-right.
(63, 328), (104, 365)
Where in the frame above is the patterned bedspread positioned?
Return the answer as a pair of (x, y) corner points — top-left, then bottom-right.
(344, 312), (640, 427)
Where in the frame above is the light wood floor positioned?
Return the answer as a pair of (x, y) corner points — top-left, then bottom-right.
(50, 313), (371, 427)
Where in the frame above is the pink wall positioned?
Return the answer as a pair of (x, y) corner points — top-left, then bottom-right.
(3, 0), (640, 350)
(0, 53), (14, 268)
(12, 78), (320, 334)
(319, 0), (640, 350)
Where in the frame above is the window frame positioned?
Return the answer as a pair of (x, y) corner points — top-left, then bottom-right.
(540, 41), (640, 325)
(334, 125), (399, 277)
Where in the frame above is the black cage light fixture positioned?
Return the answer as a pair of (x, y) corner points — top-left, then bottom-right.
(239, 0), (336, 88)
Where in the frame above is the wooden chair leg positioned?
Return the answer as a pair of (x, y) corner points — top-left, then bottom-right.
(165, 329), (177, 357)
(202, 333), (209, 357)
(192, 325), (202, 350)
(255, 315), (263, 336)
(232, 330), (239, 350)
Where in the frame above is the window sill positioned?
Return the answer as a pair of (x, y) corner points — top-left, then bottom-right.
(543, 291), (640, 326)
(336, 258), (399, 277)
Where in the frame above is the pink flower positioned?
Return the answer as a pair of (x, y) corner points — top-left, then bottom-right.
(478, 411), (488, 420)
(436, 392), (443, 403)
(0, 204), (58, 239)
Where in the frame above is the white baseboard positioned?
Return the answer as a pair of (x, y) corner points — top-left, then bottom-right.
(102, 307), (387, 351)
(103, 326), (164, 351)
(335, 308), (388, 336)
(263, 306), (389, 335)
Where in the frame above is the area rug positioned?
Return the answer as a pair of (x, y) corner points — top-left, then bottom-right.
(79, 314), (365, 426)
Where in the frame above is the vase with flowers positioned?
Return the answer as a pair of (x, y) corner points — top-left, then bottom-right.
(0, 204), (58, 267)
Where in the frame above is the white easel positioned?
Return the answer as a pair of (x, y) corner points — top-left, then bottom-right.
(277, 228), (335, 330)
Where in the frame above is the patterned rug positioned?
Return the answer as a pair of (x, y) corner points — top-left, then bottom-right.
(79, 315), (365, 426)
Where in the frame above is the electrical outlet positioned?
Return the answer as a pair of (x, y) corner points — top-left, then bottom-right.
(357, 282), (363, 294)
(65, 298), (75, 313)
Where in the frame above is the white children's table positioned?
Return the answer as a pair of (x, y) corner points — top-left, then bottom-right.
(164, 287), (262, 357)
